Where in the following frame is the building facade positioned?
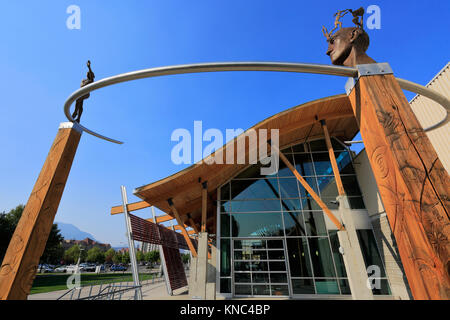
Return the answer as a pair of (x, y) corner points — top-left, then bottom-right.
(140, 241), (159, 254)
(62, 238), (111, 251)
(409, 62), (449, 174)
(128, 62), (449, 300)
(216, 138), (401, 298)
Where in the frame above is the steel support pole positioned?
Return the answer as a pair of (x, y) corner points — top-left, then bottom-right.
(120, 186), (142, 300)
(152, 206), (172, 296)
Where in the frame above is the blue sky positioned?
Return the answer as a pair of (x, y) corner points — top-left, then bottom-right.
(1, 1), (449, 246)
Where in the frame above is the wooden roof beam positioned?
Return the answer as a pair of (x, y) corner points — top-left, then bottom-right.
(145, 217), (194, 233)
(321, 120), (345, 196)
(186, 213), (200, 234)
(201, 181), (208, 232)
(145, 214), (176, 224)
(168, 198), (198, 257)
(271, 142), (345, 231)
(111, 201), (197, 234)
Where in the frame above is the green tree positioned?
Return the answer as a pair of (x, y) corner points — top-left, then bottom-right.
(40, 224), (65, 264)
(0, 212), (15, 262)
(105, 248), (116, 263)
(64, 245), (79, 264)
(0, 205), (64, 265)
(181, 253), (190, 265)
(148, 250), (160, 264)
(80, 247), (87, 262)
(64, 245), (86, 264)
(112, 252), (122, 264)
(4, 205), (24, 226)
(136, 250), (144, 262)
(144, 251), (152, 263)
(121, 251), (130, 264)
(86, 247), (105, 264)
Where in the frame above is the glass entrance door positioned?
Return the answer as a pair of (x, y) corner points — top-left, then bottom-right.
(232, 238), (290, 297)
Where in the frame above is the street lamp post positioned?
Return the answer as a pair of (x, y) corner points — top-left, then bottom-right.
(75, 247), (84, 274)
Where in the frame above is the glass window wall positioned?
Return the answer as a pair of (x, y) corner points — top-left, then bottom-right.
(218, 138), (384, 297)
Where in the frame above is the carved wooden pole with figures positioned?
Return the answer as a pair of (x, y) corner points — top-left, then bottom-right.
(0, 62), (94, 300)
(323, 8), (450, 299)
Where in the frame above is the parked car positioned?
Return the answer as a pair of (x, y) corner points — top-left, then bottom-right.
(54, 265), (67, 273)
(80, 263), (96, 272)
(38, 264), (54, 273)
(110, 264), (127, 271)
(66, 265), (84, 273)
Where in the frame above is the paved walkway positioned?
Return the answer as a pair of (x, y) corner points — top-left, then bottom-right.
(28, 277), (190, 300)
(28, 276), (393, 300)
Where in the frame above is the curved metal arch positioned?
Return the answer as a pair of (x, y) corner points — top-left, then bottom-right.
(63, 62), (450, 144)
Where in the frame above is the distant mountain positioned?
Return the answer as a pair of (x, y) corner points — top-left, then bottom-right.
(56, 222), (97, 241)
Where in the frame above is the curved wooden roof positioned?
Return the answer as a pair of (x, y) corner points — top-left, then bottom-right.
(134, 94), (358, 232)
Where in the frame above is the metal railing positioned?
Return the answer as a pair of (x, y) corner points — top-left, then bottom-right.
(57, 273), (165, 300)
(58, 283), (141, 300)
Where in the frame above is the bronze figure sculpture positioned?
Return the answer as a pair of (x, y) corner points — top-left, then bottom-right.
(71, 60), (95, 123)
(349, 7), (365, 29)
(323, 8), (375, 67)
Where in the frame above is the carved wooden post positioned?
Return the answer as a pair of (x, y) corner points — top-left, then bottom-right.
(0, 122), (82, 300)
(347, 64), (450, 300)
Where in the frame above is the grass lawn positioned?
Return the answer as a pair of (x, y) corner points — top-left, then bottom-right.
(30, 273), (155, 295)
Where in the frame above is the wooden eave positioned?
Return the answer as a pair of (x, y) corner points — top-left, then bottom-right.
(133, 94), (358, 232)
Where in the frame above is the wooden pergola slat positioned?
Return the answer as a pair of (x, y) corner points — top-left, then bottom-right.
(146, 214), (177, 224)
(111, 200), (150, 215)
